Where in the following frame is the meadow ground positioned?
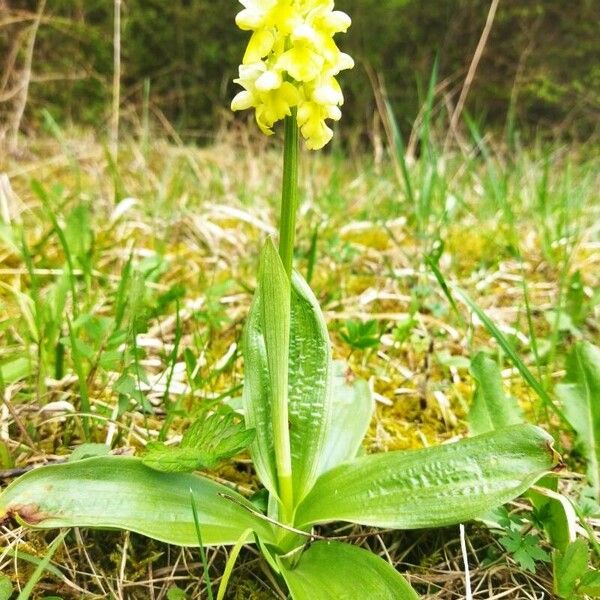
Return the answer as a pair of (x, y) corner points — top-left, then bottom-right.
(0, 130), (598, 598)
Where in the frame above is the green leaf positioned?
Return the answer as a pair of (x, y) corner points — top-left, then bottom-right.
(340, 319), (380, 351)
(0, 576), (13, 600)
(529, 476), (576, 553)
(554, 540), (590, 597)
(0, 357), (32, 385)
(296, 425), (557, 530)
(142, 408), (255, 473)
(167, 586), (188, 600)
(556, 342), (600, 496)
(279, 541), (418, 600)
(0, 457), (274, 546)
(142, 444), (214, 473)
(579, 570), (600, 596)
(243, 242), (333, 504)
(318, 361), (373, 476)
(501, 531), (549, 572)
(242, 240), (289, 498)
(468, 352), (524, 435)
(69, 443), (111, 462)
(260, 238), (292, 501)
(287, 272), (334, 503)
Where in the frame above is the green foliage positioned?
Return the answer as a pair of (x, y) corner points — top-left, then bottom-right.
(166, 586), (189, 600)
(143, 407), (255, 473)
(243, 241), (333, 509)
(489, 507), (550, 573)
(500, 529), (550, 573)
(554, 540), (600, 599)
(0, 577), (13, 600)
(16, 532), (67, 600)
(0, 457), (276, 546)
(295, 424), (556, 530)
(340, 319), (381, 351)
(557, 342), (600, 496)
(69, 443), (111, 462)
(190, 492), (215, 600)
(0, 357), (32, 385)
(468, 352), (524, 435)
(319, 361), (373, 475)
(0, 240), (559, 598)
(279, 541), (419, 599)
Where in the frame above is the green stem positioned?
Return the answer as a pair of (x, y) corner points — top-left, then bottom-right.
(279, 111), (299, 279)
(275, 111), (299, 524)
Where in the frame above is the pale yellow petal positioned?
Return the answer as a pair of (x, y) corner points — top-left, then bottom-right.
(236, 8), (264, 31)
(243, 29), (276, 63)
(255, 69), (283, 91)
(231, 90), (255, 111)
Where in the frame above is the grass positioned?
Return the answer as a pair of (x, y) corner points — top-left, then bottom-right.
(0, 129), (599, 598)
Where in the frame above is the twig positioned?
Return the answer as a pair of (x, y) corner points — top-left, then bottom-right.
(444, 0), (500, 153)
(111, 0), (122, 159)
(460, 524), (473, 600)
(2, 392), (36, 451)
(7, 0), (46, 153)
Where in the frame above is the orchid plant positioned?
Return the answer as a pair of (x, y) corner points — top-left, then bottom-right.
(0, 1), (559, 597)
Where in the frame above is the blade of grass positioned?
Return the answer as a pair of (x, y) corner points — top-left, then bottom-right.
(16, 530), (67, 600)
(190, 490), (214, 600)
(383, 98), (415, 208)
(7, 548), (64, 579)
(305, 224), (319, 286)
(31, 180), (79, 320)
(67, 316), (91, 440)
(158, 298), (182, 441)
(216, 528), (252, 600)
(426, 257), (464, 327)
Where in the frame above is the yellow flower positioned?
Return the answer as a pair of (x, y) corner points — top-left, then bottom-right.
(232, 62), (300, 135)
(231, 0), (353, 150)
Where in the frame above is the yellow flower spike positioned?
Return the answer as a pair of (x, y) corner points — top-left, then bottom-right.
(233, 0), (353, 150)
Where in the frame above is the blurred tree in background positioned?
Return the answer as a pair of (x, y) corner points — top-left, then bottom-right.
(1, 0), (598, 143)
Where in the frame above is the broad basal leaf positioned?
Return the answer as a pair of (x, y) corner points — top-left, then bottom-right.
(296, 424), (557, 530)
(279, 541), (418, 600)
(243, 240), (333, 505)
(242, 240), (289, 498)
(287, 272), (334, 504)
(318, 360), (373, 476)
(468, 352), (523, 435)
(556, 342), (600, 496)
(0, 457), (274, 546)
(242, 322), (275, 494)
